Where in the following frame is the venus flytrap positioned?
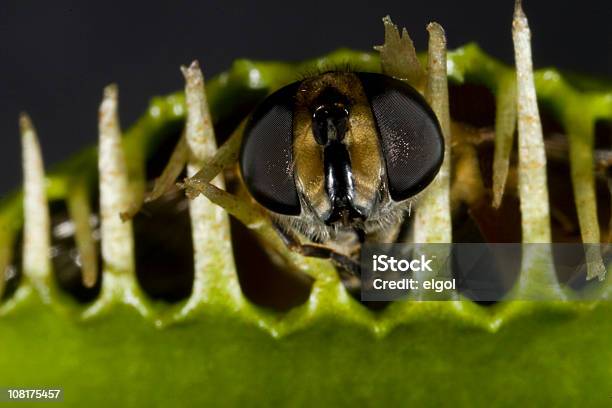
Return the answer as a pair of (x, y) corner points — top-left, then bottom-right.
(1, 17), (609, 314)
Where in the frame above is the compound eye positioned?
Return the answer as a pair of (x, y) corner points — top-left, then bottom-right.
(357, 72), (444, 202)
(239, 82), (301, 215)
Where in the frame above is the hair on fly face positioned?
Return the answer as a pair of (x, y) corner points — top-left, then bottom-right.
(293, 62), (359, 83)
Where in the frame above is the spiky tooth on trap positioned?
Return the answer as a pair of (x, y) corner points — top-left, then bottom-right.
(96, 84), (142, 308)
(412, 22), (454, 299)
(20, 113), (52, 299)
(414, 22), (452, 245)
(180, 61), (242, 306)
(67, 185), (99, 288)
(492, 75), (517, 208)
(374, 15), (425, 88)
(512, 0), (565, 298)
(98, 84), (134, 273)
(513, 0), (551, 243)
(565, 108), (606, 281)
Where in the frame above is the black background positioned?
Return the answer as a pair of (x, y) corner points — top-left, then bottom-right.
(1, 0), (610, 194)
